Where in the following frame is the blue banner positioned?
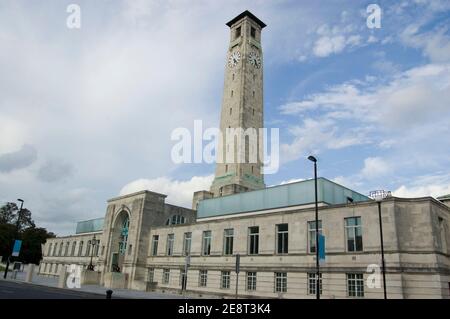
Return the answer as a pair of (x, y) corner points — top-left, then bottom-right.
(318, 234), (325, 264)
(12, 239), (22, 257)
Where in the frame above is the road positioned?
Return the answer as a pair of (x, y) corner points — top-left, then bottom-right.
(0, 280), (107, 299)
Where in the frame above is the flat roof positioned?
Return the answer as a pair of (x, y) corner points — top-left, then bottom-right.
(226, 10), (266, 29)
(197, 177), (370, 219)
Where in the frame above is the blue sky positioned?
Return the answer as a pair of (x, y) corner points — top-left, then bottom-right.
(0, 0), (449, 235)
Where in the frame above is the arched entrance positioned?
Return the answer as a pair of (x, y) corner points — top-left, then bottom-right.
(110, 211), (129, 273)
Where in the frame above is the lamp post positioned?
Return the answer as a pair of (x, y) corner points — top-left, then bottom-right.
(308, 155), (320, 300)
(369, 190), (390, 299)
(87, 234), (96, 271)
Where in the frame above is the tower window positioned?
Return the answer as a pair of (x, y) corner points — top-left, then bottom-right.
(251, 27), (256, 38)
(235, 26), (241, 39)
(230, 108), (232, 115)
(231, 90), (234, 97)
(253, 108), (255, 116)
(225, 165), (228, 173)
(251, 166), (254, 174)
(253, 74), (256, 81)
(232, 73), (235, 80)
(253, 91), (255, 97)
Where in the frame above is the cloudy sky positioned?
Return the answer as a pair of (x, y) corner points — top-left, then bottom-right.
(1, 0), (449, 235)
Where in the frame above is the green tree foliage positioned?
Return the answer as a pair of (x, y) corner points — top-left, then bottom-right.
(0, 202), (54, 264)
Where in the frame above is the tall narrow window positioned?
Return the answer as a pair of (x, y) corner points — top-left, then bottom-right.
(230, 108), (232, 115)
(252, 108), (255, 116)
(308, 220), (322, 253)
(151, 235), (159, 256)
(231, 90), (234, 97)
(202, 231), (212, 256)
(248, 226), (259, 255)
(252, 91), (255, 97)
(148, 268), (154, 282)
(275, 272), (287, 293)
(347, 273), (364, 297)
(223, 229), (234, 255)
(47, 243), (52, 256)
(166, 234), (174, 256)
(308, 273), (322, 295)
(276, 224), (289, 254)
(199, 270), (208, 287)
(71, 242), (76, 256)
(345, 217), (363, 252)
(246, 272), (257, 291)
(58, 242), (63, 256)
(78, 241), (83, 256)
(232, 73), (235, 80)
(183, 232), (192, 256)
(250, 27), (256, 38)
(53, 243), (58, 256)
(95, 240), (100, 256)
(86, 240), (91, 257)
(64, 242), (69, 256)
(163, 269), (170, 284)
(235, 26), (241, 39)
(221, 271), (231, 289)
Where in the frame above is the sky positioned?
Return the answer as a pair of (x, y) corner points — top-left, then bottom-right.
(1, 0), (450, 235)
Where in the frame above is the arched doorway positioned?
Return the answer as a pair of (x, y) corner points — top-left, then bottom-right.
(110, 211), (129, 273)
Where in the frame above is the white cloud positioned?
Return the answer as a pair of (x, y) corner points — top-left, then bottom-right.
(120, 175), (214, 208)
(313, 35), (346, 57)
(360, 157), (392, 179)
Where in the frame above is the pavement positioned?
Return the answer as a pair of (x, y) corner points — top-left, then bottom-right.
(0, 269), (189, 299)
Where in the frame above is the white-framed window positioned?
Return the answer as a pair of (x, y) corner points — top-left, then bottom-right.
(64, 242), (70, 256)
(221, 271), (230, 289)
(347, 273), (364, 297)
(307, 273), (322, 295)
(183, 232), (192, 256)
(148, 268), (154, 282)
(53, 243), (58, 256)
(223, 229), (234, 255)
(47, 243), (52, 256)
(58, 242), (63, 256)
(202, 231), (212, 256)
(163, 269), (170, 284)
(248, 226), (259, 255)
(95, 240), (100, 256)
(274, 272), (287, 293)
(276, 224), (288, 254)
(345, 217), (363, 252)
(308, 220), (322, 253)
(166, 234), (174, 256)
(151, 235), (159, 256)
(199, 270), (208, 287)
(86, 240), (91, 257)
(246, 272), (257, 291)
(71, 242), (76, 256)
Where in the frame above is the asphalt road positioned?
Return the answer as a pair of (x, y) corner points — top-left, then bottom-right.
(0, 280), (106, 299)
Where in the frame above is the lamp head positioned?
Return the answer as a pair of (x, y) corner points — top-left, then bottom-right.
(307, 155), (317, 163)
(17, 198), (24, 203)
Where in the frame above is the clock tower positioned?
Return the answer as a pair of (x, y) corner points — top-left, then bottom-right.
(209, 11), (267, 197)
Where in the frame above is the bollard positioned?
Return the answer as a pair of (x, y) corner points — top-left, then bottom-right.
(106, 289), (113, 299)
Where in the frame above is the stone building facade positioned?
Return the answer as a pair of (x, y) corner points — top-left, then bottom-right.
(38, 11), (450, 298)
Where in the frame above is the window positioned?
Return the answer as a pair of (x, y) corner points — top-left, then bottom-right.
(166, 234), (174, 256)
(308, 220), (322, 253)
(252, 91), (255, 97)
(229, 108), (232, 115)
(345, 217), (363, 252)
(163, 269), (170, 284)
(232, 73), (235, 80)
(251, 166), (254, 174)
(438, 217), (447, 253)
(86, 240), (91, 257)
(47, 243), (52, 256)
(101, 246), (105, 256)
(231, 90), (234, 97)
(78, 241), (83, 256)
(246, 272), (257, 291)
(347, 273), (364, 297)
(128, 244), (132, 255)
(248, 226), (259, 255)
(151, 235), (159, 256)
(251, 27), (256, 38)
(199, 270), (208, 287)
(276, 224), (289, 254)
(165, 215), (186, 225)
(65, 242), (69, 256)
(223, 229), (234, 255)
(275, 272), (287, 293)
(225, 164), (228, 173)
(180, 269), (186, 287)
(308, 273), (322, 295)
(71, 242), (76, 256)
(148, 268), (154, 282)
(221, 271), (231, 289)
(202, 231), (212, 256)
(235, 26), (241, 39)
(58, 242), (63, 256)
(183, 232), (192, 256)
(95, 240), (100, 256)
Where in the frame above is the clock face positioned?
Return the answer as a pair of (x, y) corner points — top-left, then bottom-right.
(228, 51), (241, 68)
(248, 51), (261, 69)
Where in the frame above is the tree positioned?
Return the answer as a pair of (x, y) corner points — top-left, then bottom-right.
(0, 202), (35, 231)
(0, 202), (18, 224)
(0, 223), (16, 262)
(20, 227), (56, 264)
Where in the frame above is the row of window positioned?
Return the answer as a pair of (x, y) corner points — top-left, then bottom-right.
(151, 217), (363, 256)
(46, 239), (101, 258)
(149, 269), (365, 297)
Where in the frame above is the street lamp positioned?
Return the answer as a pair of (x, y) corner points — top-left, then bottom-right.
(369, 190), (390, 299)
(307, 155), (320, 300)
(87, 234), (96, 271)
